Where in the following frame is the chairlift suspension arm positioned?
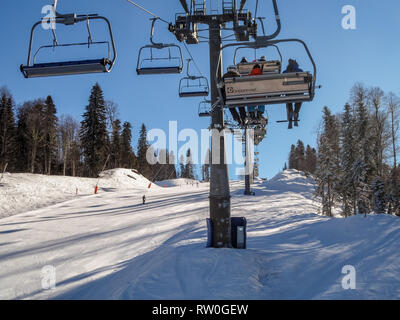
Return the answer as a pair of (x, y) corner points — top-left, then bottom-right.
(87, 18), (93, 46)
(179, 0), (191, 14)
(239, 0), (247, 12)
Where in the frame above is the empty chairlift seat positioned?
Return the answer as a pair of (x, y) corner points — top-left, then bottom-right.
(224, 71), (313, 107)
(136, 49), (184, 75)
(198, 100), (211, 117)
(20, 14), (117, 79)
(179, 79), (209, 97)
(21, 58), (112, 78)
(178, 59), (209, 97)
(136, 44), (184, 75)
(136, 18), (184, 75)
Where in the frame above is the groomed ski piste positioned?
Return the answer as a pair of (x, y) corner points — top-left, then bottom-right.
(0, 169), (399, 300)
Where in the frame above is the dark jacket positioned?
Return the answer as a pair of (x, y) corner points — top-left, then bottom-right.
(283, 61), (303, 73)
(223, 70), (240, 80)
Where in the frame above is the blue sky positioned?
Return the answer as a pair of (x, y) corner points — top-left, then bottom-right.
(1, 0), (399, 179)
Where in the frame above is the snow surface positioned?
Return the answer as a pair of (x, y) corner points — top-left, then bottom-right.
(0, 169), (157, 218)
(0, 169), (399, 300)
(155, 178), (201, 188)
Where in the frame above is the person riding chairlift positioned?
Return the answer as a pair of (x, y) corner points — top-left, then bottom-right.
(248, 64), (266, 120)
(222, 66), (242, 125)
(259, 56), (267, 62)
(283, 59), (303, 129)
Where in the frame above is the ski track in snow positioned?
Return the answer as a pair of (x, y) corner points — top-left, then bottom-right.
(0, 169), (399, 300)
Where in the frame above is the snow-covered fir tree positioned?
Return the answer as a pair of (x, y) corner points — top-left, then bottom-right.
(339, 103), (357, 216)
(80, 83), (109, 177)
(315, 106), (341, 216)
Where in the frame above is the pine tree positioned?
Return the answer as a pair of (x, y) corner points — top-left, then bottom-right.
(80, 83), (109, 177)
(0, 91), (16, 171)
(352, 159), (371, 215)
(314, 107), (341, 216)
(351, 84), (374, 213)
(371, 178), (386, 213)
(295, 140), (306, 171)
(137, 123), (152, 178)
(288, 144), (296, 169)
(43, 96), (58, 175)
(120, 121), (136, 169)
(185, 148), (195, 180)
(340, 103), (357, 216)
(305, 146), (317, 174)
(352, 83), (375, 182)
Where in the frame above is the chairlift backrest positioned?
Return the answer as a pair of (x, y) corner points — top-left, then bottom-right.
(179, 59), (209, 97)
(236, 60), (281, 75)
(198, 99), (211, 117)
(233, 44), (283, 70)
(20, 11), (117, 78)
(136, 18), (184, 75)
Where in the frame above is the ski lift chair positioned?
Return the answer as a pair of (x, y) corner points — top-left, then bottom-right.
(20, 6), (117, 78)
(198, 99), (211, 117)
(137, 18), (184, 75)
(220, 38), (317, 108)
(179, 59), (209, 97)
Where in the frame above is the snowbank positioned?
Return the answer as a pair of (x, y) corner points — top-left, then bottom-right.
(156, 178), (201, 187)
(267, 169), (316, 194)
(0, 169), (156, 218)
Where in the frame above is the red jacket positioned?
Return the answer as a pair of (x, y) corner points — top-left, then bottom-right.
(249, 67), (262, 76)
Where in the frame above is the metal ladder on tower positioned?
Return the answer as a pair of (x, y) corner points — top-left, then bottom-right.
(193, 0), (206, 15)
(222, 0), (234, 14)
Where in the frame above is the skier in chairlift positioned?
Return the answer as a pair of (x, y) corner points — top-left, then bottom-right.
(248, 64), (266, 121)
(283, 59), (303, 129)
(222, 66), (243, 125)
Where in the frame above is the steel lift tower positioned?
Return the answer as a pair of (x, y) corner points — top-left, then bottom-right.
(169, 0), (261, 248)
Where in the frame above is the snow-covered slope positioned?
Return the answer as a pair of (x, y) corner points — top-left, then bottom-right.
(0, 170), (399, 300)
(0, 169), (156, 218)
(155, 178), (201, 188)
